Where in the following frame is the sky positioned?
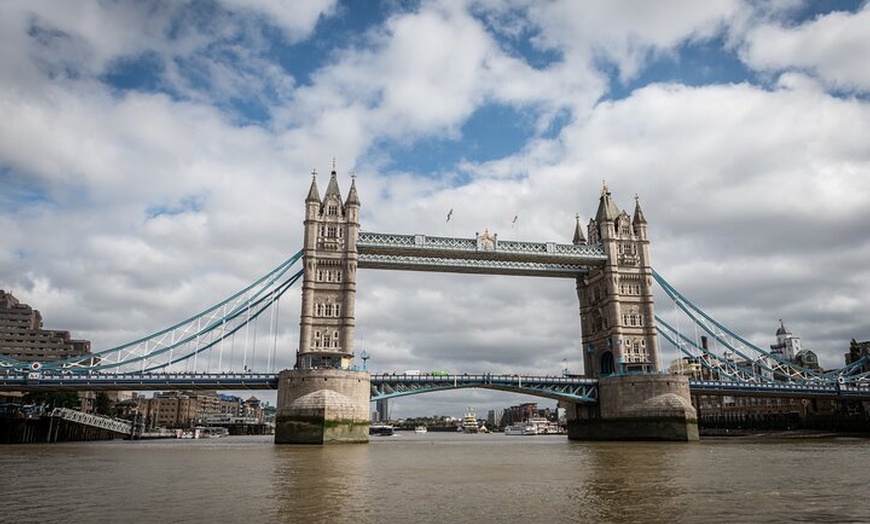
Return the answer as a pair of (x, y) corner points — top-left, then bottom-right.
(2, 0), (869, 419)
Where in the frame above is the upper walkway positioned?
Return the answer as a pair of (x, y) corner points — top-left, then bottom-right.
(357, 231), (606, 277)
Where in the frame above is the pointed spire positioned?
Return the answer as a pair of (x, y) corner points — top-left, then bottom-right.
(595, 180), (621, 222)
(345, 172), (360, 207)
(324, 161), (341, 199)
(573, 214), (586, 245)
(632, 194), (647, 225)
(306, 168), (320, 203)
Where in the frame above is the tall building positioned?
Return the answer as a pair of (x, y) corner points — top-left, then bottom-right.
(0, 290), (91, 365)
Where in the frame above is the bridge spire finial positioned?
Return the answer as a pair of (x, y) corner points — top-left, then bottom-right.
(573, 213), (586, 245)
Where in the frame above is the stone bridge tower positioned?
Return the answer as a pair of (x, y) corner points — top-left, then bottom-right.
(275, 165), (370, 445)
(568, 185), (697, 441)
(297, 166), (360, 370)
(577, 185), (659, 378)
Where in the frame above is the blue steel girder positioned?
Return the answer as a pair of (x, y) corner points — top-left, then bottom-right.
(357, 232), (606, 277)
(370, 373), (599, 403)
(688, 379), (870, 400)
(0, 372), (279, 392)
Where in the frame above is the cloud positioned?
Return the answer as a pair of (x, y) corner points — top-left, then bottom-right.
(740, 4), (870, 92)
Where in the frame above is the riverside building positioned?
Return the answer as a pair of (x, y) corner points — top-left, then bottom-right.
(0, 290), (91, 363)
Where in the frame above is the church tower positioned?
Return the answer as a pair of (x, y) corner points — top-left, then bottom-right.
(577, 185), (659, 377)
(297, 163), (360, 370)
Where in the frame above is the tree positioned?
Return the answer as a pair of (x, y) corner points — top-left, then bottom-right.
(94, 391), (114, 416)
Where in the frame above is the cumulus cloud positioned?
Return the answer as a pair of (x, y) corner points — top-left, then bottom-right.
(740, 4), (870, 93)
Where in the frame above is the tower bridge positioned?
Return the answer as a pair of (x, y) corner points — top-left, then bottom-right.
(5, 163), (869, 443)
(276, 166), (692, 444)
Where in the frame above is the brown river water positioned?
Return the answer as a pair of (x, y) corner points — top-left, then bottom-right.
(1, 432), (868, 524)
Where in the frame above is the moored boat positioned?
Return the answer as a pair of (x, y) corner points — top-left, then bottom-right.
(369, 423), (395, 436)
(414, 425), (428, 434)
(459, 407), (480, 434)
(503, 423), (537, 435)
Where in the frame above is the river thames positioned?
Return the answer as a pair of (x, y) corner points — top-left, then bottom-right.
(1, 432), (868, 524)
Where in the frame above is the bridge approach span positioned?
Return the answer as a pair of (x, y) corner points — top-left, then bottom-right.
(0, 372), (279, 392)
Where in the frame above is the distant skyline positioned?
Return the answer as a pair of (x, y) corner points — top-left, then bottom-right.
(2, 1), (869, 417)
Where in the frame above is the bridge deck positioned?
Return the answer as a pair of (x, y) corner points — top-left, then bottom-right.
(2, 373), (869, 401)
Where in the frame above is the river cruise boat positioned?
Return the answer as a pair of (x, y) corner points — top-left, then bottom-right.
(503, 423), (537, 435)
(369, 423), (395, 436)
(414, 425), (428, 434)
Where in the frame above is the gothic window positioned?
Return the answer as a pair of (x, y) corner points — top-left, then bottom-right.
(316, 270), (323, 282)
(335, 303), (341, 317)
(335, 271), (342, 283)
(327, 226), (337, 238)
(328, 205), (338, 216)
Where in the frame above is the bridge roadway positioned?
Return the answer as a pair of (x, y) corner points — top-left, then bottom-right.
(2, 372), (870, 401)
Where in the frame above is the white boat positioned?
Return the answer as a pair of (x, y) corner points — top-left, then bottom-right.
(198, 426), (229, 438)
(459, 407), (480, 434)
(504, 417), (565, 435)
(369, 423), (395, 436)
(414, 425), (428, 434)
(503, 423), (537, 435)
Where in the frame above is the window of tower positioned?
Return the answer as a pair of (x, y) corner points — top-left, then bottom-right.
(327, 226), (337, 238)
(328, 205), (338, 216)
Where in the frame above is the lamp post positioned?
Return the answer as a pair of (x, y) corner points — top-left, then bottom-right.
(360, 350), (369, 371)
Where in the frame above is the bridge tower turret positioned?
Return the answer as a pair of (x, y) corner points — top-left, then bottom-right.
(577, 185), (659, 378)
